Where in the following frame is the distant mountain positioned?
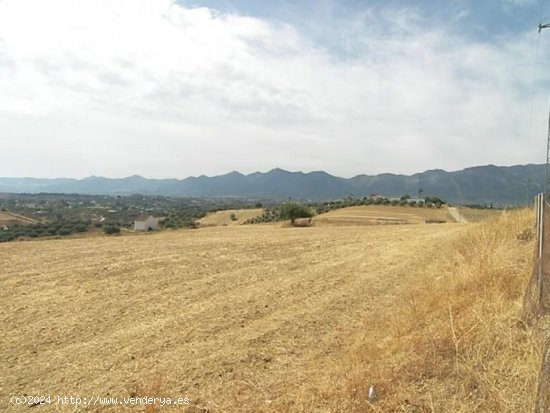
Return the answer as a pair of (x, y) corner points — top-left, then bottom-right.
(0, 164), (545, 205)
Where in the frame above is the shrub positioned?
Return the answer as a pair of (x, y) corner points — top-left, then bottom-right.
(0, 232), (14, 242)
(103, 225), (121, 235)
(58, 228), (73, 236)
(14, 230), (27, 238)
(74, 224), (87, 233)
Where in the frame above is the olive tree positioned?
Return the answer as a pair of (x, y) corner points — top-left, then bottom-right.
(279, 203), (313, 225)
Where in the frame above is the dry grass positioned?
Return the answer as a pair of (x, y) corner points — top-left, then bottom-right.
(197, 208), (263, 226)
(0, 210), (541, 412)
(457, 207), (502, 223)
(309, 209), (543, 412)
(314, 205), (452, 226)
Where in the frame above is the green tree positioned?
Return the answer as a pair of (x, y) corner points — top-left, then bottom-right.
(279, 203), (313, 225)
(425, 196), (445, 205)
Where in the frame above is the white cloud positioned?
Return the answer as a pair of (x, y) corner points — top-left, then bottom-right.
(504, 0), (537, 6)
(0, 0), (548, 178)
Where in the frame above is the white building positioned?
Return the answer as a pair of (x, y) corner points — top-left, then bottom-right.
(133, 215), (159, 231)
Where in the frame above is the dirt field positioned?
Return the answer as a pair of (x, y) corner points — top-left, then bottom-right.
(313, 205), (452, 226)
(0, 211), (37, 226)
(1, 222), (465, 412)
(197, 208), (263, 226)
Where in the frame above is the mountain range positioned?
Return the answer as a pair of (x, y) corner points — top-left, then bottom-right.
(0, 164), (546, 205)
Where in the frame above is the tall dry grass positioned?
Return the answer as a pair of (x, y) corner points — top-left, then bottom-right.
(321, 209), (543, 412)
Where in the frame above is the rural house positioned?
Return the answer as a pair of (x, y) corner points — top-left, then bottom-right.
(133, 215), (159, 231)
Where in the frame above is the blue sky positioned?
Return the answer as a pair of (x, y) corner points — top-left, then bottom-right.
(0, 0), (549, 178)
(182, 0), (543, 38)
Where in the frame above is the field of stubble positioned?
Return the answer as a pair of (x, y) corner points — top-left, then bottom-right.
(0, 216), (535, 412)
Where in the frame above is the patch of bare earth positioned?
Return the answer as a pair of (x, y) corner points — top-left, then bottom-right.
(0, 211), (38, 226)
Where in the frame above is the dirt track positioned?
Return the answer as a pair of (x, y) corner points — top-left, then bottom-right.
(448, 207), (468, 223)
(0, 223), (464, 412)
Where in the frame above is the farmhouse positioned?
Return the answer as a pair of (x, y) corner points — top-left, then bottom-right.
(133, 215), (159, 232)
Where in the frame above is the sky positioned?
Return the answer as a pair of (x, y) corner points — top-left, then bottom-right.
(1, 0), (550, 179)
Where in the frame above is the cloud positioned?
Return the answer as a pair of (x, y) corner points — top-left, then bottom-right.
(0, 0), (548, 178)
(503, 0), (537, 6)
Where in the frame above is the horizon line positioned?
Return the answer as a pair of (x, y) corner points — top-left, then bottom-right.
(0, 162), (542, 181)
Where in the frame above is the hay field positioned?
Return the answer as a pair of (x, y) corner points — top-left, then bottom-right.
(197, 208), (263, 226)
(457, 206), (502, 222)
(0, 211), (539, 412)
(313, 205), (452, 226)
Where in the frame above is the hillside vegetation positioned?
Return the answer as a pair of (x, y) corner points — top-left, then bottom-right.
(0, 210), (540, 412)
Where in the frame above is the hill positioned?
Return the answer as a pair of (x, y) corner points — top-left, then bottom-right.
(197, 208), (263, 226)
(0, 163), (545, 204)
